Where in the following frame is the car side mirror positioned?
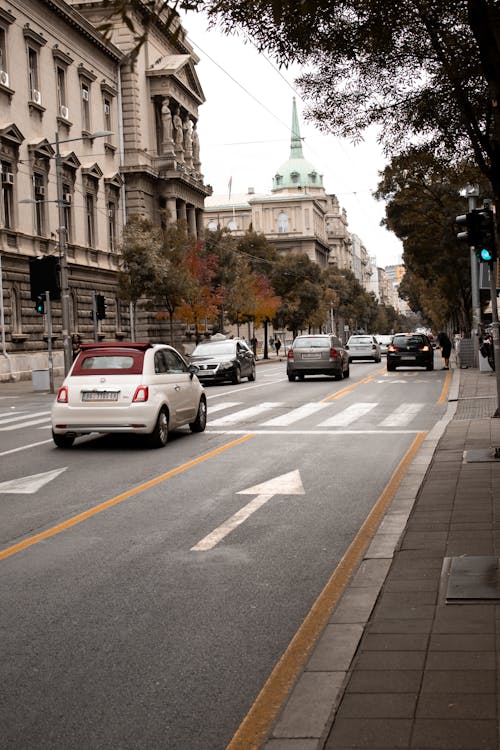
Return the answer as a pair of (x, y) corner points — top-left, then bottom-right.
(189, 363), (199, 378)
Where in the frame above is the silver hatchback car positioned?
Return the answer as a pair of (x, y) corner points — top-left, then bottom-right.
(346, 334), (382, 363)
(287, 334), (350, 381)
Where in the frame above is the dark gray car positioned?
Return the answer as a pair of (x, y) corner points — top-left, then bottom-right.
(189, 338), (256, 384)
(287, 334), (350, 381)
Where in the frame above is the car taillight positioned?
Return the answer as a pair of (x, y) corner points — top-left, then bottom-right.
(56, 386), (68, 403)
(287, 349), (294, 360)
(388, 345), (397, 352)
(330, 347), (339, 358)
(419, 345), (430, 351)
(132, 385), (149, 402)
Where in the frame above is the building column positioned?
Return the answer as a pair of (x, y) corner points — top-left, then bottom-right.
(166, 197), (177, 223)
(178, 200), (187, 224)
(196, 209), (204, 238)
(187, 205), (197, 239)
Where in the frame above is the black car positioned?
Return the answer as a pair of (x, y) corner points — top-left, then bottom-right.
(387, 333), (434, 371)
(189, 338), (256, 384)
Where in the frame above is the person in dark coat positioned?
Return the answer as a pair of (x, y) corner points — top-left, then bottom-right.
(437, 331), (452, 369)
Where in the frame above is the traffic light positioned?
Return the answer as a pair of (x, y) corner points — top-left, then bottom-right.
(29, 256), (61, 301)
(96, 294), (106, 320)
(35, 294), (45, 314)
(474, 207), (496, 262)
(456, 207), (497, 262)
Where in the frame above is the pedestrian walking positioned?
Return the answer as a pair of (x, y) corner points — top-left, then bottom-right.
(71, 333), (82, 361)
(436, 331), (452, 369)
(275, 337), (281, 357)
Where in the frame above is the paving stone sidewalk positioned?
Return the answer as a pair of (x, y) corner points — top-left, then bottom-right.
(264, 367), (500, 750)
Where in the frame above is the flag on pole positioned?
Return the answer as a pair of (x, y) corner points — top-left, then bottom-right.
(228, 176), (232, 201)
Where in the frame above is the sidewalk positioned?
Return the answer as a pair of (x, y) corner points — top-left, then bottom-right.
(263, 365), (500, 750)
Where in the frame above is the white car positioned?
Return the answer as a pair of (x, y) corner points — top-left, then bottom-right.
(51, 342), (207, 448)
(346, 334), (382, 363)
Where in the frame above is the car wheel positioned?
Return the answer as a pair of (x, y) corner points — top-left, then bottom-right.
(387, 364), (395, 372)
(147, 407), (169, 448)
(427, 362), (434, 371)
(190, 396), (207, 432)
(232, 366), (241, 385)
(334, 368), (343, 381)
(247, 363), (256, 382)
(287, 372), (296, 382)
(52, 431), (74, 449)
(344, 364), (350, 378)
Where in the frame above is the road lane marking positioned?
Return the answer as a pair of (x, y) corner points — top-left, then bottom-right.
(191, 470), (305, 551)
(322, 366), (386, 402)
(0, 417), (51, 431)
(209, 402), (281, 426)
(260, 402), (329, 426)
(379, 402), (424, 427)
(319, 402), (377, 427)
(208, 402), (242, 414)
(438, 368), (452, 403)
(207, 428), (420, 435)
(226, 431), (427, 750)
(0, 439), (53, 457)
(0, 468), (67, 494)
(0, 435), (254, 562)
(0, 410), (49, 425)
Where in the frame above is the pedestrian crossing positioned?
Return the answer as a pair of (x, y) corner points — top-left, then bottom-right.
(0, 400), (430, 434)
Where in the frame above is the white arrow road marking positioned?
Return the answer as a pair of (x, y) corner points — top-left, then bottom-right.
(0, 467), (67, 494)
(191, 470), (305, 551)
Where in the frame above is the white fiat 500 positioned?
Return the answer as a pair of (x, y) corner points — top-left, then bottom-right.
(51, 342), (207, 448)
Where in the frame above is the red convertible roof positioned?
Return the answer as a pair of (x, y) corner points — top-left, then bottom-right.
(79, 342), (153, 351)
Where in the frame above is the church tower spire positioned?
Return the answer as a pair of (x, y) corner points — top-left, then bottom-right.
(272, 99), (324, 193)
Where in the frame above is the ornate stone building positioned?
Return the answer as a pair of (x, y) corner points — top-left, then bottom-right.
(0, 0), (211, 381)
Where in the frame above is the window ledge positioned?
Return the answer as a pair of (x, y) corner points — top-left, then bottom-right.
(104, 143), (117, 154)
(0, 81), (14, 98)
(29, 100), (46, 114)
(57, 115), (73, 127)
(11, 333), (29, 342)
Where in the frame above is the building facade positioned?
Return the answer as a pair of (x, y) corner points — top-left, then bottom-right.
(0, 0), (211, 381)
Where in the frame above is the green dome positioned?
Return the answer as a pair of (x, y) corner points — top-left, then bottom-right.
(272, 99), (324, 191)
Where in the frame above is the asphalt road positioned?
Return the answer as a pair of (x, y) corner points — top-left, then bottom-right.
(0, 356), (449, 749)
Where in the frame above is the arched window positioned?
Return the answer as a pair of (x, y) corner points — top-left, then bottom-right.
(277, 211), (289, 233)
(207, 220), (218, 231)
(227, 218), (237, 231)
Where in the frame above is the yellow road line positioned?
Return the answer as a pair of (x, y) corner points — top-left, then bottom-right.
(437, 368), (452, 404)
(322, 365), (386, 402)
(0, 435), (254, 562)
(226, 430), (427, 750)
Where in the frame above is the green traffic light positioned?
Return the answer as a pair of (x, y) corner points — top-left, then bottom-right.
(480, 247), (494, 262)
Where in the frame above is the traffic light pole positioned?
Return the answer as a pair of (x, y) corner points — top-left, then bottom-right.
(45, 290), (55, 394)
(488, 261), (500, 416)
(55, 131), (72, 376)
(466, 186), (481, 367)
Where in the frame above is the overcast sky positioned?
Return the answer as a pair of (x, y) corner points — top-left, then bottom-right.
(181, 9), (404, 269)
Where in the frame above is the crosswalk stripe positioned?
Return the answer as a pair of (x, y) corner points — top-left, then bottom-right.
(318, 402), (377, 427)
(0, 410), (49, 425)
(260, 402), (329, 426)
(379, 403), (424, 427)
(208, 402), (242, 414)
(209, 402), (281, 426)
(0, 417), (52, 431)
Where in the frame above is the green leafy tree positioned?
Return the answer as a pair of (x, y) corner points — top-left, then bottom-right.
(118, 215), (163, 337)
(271, 255), (324, 337)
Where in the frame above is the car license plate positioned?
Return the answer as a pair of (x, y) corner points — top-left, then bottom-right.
(303, 353), (321, 359)
(401, 355), (415, 360)
(81, 391), (119, 401)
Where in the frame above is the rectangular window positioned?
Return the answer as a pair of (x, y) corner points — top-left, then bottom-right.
(28, 46), (39, 100)
(33, 172), (45, 236)
(81, 81), (90, 131)
(1, 160), (14, 228)
(107, 201), (116, 251)
(62, 182), (72, 243)
(56, 66), (66, 109)
(85, 192), (95, 246)
(0, 28), (7, 80)
(103, 98), (112, 142)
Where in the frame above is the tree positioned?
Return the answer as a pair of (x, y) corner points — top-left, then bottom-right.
(271, 255), (324, 337)
(175, 244), (222, 341)
(118, 216), (163, 338)
(375, 149), (488, 332)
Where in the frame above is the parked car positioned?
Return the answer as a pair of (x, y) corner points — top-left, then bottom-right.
(387, 332), (434, 371)
(345, 334), (382, 363)
(375, 334), (393, 355)
(189, 338), (256, 384)
(51, 342), (206, 448)
(286, 334), (350, 381)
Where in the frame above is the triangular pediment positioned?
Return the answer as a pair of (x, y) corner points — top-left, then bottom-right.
(0, 123), (25, 146)
(81, 162), (103, 179)
(104, 172), (123, 188)
(61, 151), (81, 170)
(147, 55), (205, 103)
(28, 138), (55, 159)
